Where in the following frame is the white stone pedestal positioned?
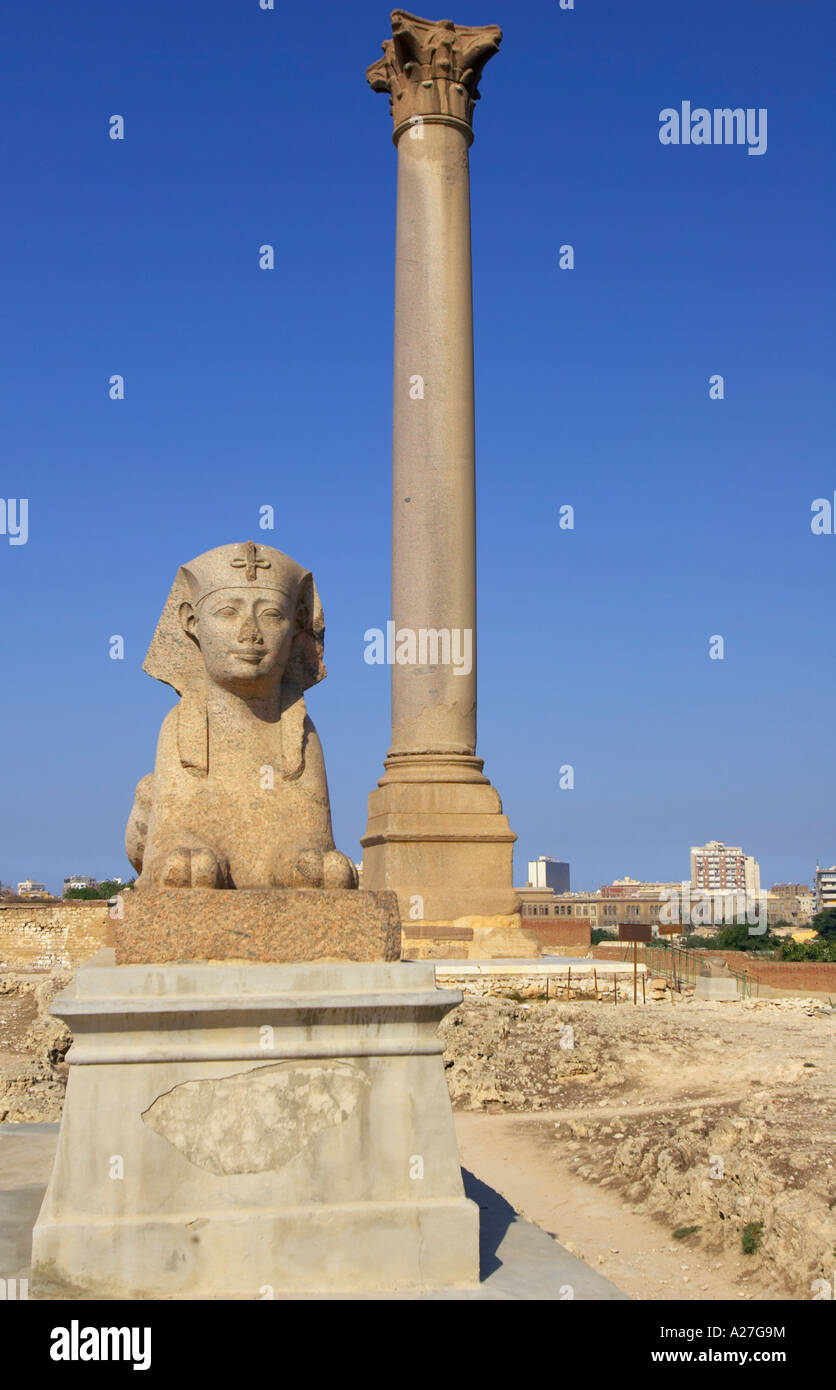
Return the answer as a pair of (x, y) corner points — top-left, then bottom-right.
(31, 951), (479, 1298)
(695, 975), (740, 1001)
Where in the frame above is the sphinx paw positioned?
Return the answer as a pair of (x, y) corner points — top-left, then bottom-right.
(322, 851), (358, 889)
(160, 847), (226, 888)
(291, 849), (324, 887)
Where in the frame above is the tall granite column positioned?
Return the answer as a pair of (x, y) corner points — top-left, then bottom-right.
(362, 11), (519, 926)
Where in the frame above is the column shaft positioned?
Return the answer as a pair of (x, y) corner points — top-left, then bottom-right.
(391, 123), (476, 758)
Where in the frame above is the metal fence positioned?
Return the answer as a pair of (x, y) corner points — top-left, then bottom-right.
(645, 941), (759, 998)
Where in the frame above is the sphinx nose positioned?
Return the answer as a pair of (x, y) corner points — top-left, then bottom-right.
(237, 617), (263, 644)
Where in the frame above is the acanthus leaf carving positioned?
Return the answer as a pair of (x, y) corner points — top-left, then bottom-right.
(367, 9), (501, 138)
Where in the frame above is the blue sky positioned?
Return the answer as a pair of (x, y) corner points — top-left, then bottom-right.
(1, 0), (834, 894)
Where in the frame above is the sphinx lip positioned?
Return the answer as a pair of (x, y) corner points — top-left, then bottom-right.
(232, 650), (264, 663)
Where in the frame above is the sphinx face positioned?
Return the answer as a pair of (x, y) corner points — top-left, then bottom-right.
(181, 586), (296, 695)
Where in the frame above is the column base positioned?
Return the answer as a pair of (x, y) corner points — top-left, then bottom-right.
(361, 754), (521, 923)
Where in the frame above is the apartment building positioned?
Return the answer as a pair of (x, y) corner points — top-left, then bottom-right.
(766, 883), (814, 927)
(690, 841), (760, 896)
(814, 865), (836, 914)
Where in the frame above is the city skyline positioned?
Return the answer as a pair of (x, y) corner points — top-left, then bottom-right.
(5, 838), (819, 901)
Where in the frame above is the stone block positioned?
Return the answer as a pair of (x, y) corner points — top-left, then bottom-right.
(31, 951), (478, 1297)
(115, 887), (401, 964)
(695, 976), (739, 1001)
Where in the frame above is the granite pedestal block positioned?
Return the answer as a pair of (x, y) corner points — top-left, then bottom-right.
(31, 950), (478, 1298)
(115, 887), (402, 964)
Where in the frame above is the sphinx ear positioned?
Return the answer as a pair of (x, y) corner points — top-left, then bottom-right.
(286, 572), (326, 691)
(179, 601), (198, 644)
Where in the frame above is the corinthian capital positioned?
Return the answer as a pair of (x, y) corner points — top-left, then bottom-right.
(367, 9), (501, 143)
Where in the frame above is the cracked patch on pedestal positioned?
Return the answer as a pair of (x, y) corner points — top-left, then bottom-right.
(141, 1061), (370, 1175)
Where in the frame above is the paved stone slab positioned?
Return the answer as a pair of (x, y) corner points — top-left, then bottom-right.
(0, 1123), (58, 1282)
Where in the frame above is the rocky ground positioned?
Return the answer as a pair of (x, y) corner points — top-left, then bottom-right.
(441, 993), (836, 1299)
(0, 970), (71, 1123)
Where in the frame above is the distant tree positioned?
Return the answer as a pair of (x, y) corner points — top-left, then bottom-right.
(64, 878), (135, 900)
(681, 933), (717, 950)
(811, 907), (836, 940)
(681, 923), (775, 953)
(778, 937), (836, 962)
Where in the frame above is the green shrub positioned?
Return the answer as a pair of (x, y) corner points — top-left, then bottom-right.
(778, 937), (836, 962)
(64, 878), (135, 900)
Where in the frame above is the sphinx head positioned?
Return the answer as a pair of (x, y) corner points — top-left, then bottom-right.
(174, 542), (324, 699)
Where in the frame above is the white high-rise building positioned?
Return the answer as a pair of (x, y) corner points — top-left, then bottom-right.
(527, 856), (570, 894)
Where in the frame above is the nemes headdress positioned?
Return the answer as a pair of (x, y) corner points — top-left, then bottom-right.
(144, 541), (326, 780)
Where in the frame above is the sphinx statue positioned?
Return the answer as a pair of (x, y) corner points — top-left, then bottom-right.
(126, 540), (357, 890)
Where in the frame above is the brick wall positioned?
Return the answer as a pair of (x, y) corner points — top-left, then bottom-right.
(0, 900), (113, 970)
(526, 919), (591, 955)
(591, 941), (647, 964)
(703, 951), (836, 994)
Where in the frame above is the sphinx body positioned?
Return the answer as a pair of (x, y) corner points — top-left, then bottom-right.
(127, 540), (357, 891)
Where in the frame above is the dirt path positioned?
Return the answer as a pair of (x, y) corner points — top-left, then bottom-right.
(443, 995), (836, 1300)
(456, 1111), (783, 1301)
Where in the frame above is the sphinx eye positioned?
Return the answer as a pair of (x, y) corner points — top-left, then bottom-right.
(214, 606), (239, 617)
(260, 609), (283, 620)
